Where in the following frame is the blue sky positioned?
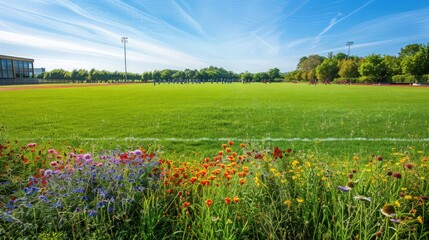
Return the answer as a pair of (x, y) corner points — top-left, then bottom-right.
(1, 0), (428, 73)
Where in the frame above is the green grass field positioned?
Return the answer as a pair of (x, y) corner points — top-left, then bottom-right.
(1, 83), (429, 239)
(1, 83), (428, 156)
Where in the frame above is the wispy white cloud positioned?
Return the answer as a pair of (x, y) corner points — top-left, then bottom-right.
(0, 0), (428, 73)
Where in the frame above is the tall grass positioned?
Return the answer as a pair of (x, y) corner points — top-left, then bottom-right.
(0, 141), (428, 239)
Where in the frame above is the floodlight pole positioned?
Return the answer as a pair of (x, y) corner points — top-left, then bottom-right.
(121, 37), (128, 81)
(346, 41), (354, 60)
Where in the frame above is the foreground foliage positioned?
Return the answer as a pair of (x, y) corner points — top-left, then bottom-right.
(1, 141), (428, 239)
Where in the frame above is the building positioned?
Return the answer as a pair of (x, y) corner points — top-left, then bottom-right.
(0, 55), (35, 79)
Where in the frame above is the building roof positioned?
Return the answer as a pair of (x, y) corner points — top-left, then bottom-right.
(0, 55), (34, 62)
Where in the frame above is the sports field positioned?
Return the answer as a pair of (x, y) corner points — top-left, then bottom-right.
(1, 83), (428, 156)
(2, 82), (429, 239)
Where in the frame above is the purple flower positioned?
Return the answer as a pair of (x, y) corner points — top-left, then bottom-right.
(337, 186), (351, 192)
(44, 169), (53, 177)
(390, 218), (400, 223)
(134, 149), (142, 156)
(88, 210), (97, 217)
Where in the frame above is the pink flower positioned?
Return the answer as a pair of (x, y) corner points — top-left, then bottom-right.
(26, 143), (37, 148)
(48, 149), (57, 154)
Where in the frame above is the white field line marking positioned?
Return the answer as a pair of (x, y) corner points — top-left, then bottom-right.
(14, 137), (429, 142)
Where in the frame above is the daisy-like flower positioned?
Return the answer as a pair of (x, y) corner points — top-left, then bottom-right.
(380, 204), (396, 217)
(353, 196), (371, 202)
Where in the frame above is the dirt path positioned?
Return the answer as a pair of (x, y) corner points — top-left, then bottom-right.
(0, 83), (139, 91)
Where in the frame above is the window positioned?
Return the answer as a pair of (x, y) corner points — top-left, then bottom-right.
(0, 59), (7, 78)
(7, 60), (13, 78)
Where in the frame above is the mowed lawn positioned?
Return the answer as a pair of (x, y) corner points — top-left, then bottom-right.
(1, 83), (428, 155)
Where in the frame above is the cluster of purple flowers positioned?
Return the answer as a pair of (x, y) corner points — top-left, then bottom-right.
(1, 148), (161, 221)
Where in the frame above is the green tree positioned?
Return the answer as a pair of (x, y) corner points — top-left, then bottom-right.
(316, 58), (339, 81)
(383, 55), (401, 78)
(358, 54), (387, 82)
(399, 43), (423, 58)
(240, 71), (253, 82)
(297, 55), (325, 81)
(338, 60), (360, 78)
(401, 43), (429, 76)
(268, 68), (281, 81)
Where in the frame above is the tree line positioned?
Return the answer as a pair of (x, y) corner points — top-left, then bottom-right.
(40, 42), (429, 84)
(284, 42), (429, 83)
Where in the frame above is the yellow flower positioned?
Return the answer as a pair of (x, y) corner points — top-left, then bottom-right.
(292, 160), (299, 166)
(321, 176), (327, 181)
(394, 201), (401, 207)
(405, 195), (412, 200)
(284, 200), (292, 207)
(254, 177), (260, 187)
(417, 216), (423, 224)
(305, 162), (311, 168)
(296, 198), (304, 204)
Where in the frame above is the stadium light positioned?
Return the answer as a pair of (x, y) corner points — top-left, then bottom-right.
(346, 41), (354, 60)
(121, 37), (128, 81)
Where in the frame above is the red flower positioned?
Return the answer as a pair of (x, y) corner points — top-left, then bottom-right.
(183, 202), (191, 208)
(228, 141), (234, 146)
(205, 199), (213, 207)
(190, 177), (198, 184)
(225, 197), (231, 205)
(404, 163), (413, 170)
(391, 172), (402, 179)
(200, 180), (210, 186)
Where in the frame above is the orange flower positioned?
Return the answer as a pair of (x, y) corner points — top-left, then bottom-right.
(222, 144), (227, 149)
(212, 169), (221, 175)
(240, 143), (246, 148)
(234, 197), (240, 203)
(183, 202), (191, 208)
(225, 197), (231, 205)
(224, 173), (232, 180)
(239, 178), (246, 185)
(190, 177), (198, 184)
(238, 172), (247, 177)
(218, 151), (223, 156)
(228, 141), (234, 146)
(226, 148), (231, 153)
(200, 180), (210, 186)
(205, 199), (213, 207)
